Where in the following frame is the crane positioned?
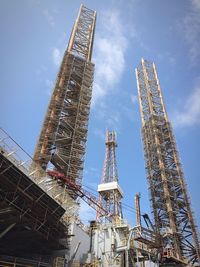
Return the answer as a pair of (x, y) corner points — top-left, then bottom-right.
(47, 170), (111, 220)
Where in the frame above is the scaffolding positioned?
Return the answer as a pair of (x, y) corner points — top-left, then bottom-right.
(0, 128), (75, 213)
(0, 128), (70, 257)
(33, 5), (96, 187)
(0, 5), (97, 266)
(135, 58), (200, 266)
(0, 255), (50, 267)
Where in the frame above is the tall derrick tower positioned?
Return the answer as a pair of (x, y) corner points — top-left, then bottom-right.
(135, 58), (200, 265)
(97, 131), (123, 223)
(91, 131), (127, 267)
(33, 5), (96, 185)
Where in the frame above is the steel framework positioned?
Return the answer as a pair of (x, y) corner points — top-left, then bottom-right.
(97, 131), (123, 223)
(0, 128), (74, 213)
(47, 170), (110, 219)
(33, 5), (96, 186)
(135, 58), (200, 265)
(0, 128), (70, 257)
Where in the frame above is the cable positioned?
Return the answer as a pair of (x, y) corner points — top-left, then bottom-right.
(80, 181), (149, 219)
(81, 184), (140, 215)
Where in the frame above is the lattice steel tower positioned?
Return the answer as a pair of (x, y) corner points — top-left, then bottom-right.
(97, 131), (123, 223)
(33, 5), (96, 185)
(135, 58), (200, 265)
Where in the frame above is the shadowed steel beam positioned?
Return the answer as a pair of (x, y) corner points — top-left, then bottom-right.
(0, 223), (16, 239)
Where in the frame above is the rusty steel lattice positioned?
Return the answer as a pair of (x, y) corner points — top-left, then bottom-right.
(135, 58), (200, 265)
(33, 5), (96, 185)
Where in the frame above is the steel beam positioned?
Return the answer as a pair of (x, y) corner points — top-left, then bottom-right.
(135, 58), (200, 266)
(0, 223), (16, 239)
(33, 5), (96, 190)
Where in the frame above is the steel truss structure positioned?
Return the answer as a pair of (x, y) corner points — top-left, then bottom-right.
(0, 128), (74, 213)
(0, 255), (50, 267)
(136, 58), (200, 265)
(0, 5), (96, 266)
(0, 128), (70, 257)
(97, 131), (123, 223)
(33, 5), (96, 186)
(47, 170), (110, 219)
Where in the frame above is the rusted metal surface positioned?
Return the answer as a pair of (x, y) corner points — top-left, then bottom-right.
(33, 5), (96, 187)
(136, 58), (200, 266)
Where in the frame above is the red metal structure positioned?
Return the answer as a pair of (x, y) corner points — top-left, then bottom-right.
(47, 170), (110, 219)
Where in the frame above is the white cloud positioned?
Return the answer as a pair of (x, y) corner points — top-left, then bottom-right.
(172, 82), (200, 127)
(92, 10), (128, 106)
(192, 0), (200, 11)
(181, 0), (200, 63)
(52, 48), (62, 66)
(43, 8), (55, 27)
(131, 94), (137, 104)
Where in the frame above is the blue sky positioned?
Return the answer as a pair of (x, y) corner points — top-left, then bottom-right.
(0, 0), (200, 228)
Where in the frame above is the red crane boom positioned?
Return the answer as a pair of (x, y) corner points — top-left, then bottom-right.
(47, 170), (110, 219)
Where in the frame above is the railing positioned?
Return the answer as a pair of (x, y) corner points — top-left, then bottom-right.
(132, 226), (158, 248)
(114, 218), (129, 227)
(0, 127), (75, 213)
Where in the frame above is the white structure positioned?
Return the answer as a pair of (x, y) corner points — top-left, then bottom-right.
(98, 181), (123, 198)
(97, 131), (123, 223)
(92, 131), (133, 266)
(91, 221), (130, 267)
(68, 223), (90, 265)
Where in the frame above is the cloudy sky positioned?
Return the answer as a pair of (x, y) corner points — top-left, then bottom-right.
(0, 0), (200, 228)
